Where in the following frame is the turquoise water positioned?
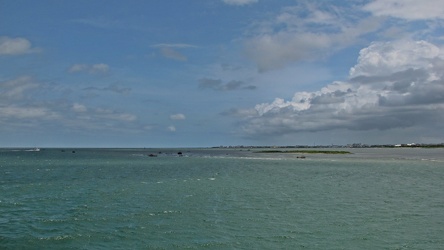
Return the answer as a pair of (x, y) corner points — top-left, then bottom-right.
(1, 148), (443, 249)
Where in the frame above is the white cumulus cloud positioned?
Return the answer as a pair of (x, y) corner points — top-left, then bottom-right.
(237, 39), (444, 139)
(0, 36), (38, 55)
(350, 40), (442, 77)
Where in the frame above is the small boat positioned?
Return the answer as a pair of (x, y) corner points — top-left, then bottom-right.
(26, 148), (40, 152)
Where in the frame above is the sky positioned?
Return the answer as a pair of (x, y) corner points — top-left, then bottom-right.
(1, 0), (444, 147)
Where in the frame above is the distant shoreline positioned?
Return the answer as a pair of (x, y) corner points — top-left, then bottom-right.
(215, 144), (444, 149)
(255, 150), (351, 154)
(1, 144), (444, 150)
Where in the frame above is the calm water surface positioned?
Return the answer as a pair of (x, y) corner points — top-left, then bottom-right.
(1, 148), (443, 249)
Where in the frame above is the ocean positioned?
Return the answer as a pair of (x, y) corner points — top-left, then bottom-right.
(1, 148), (443, 249)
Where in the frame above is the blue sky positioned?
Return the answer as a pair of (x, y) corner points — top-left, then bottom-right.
(1, 0), (444, 147)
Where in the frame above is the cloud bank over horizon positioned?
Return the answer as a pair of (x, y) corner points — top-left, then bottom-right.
(236, 40), (444, 140)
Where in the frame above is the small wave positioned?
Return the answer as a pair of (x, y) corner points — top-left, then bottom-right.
(421, 158), (441, 162)
(148, 210), (182, 216)
(38, 235), (75, 241)
(39, 218), (68, 223)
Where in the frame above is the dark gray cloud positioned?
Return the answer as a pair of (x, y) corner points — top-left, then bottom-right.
(311, 89), (351, 105)
(350, 68), (428, 87)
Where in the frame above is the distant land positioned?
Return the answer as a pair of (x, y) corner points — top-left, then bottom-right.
(213, 143), (444, 149)
(255, 150), (351, 154)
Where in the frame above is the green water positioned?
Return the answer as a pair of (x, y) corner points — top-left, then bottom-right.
(1, 148), (443, 249)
